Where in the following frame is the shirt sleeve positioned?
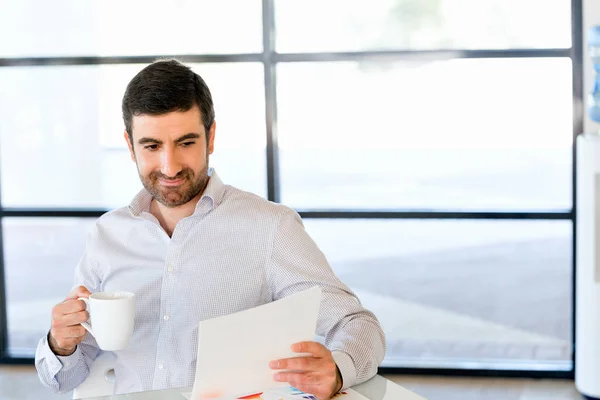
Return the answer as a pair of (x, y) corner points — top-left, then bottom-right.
(35, 331), (101, 393)
(35, 228), (103, 393)
(267, 208), (387, 389)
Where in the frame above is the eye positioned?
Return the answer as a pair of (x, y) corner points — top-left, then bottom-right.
(181, 141), (195, 147)
(144, 144), (159, 151)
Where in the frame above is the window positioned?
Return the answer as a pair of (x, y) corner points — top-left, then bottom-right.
(275, 0), (571, 52)
(0, 0), (262, 57)
(277, 59), (572, 211)
(0, 63), (266, 208)
(304, 219), (572, 366)
(0, 0), (581, 377)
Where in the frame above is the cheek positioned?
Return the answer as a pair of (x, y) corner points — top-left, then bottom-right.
(134, 154), (154, 175)
(186, 151), (208, 170)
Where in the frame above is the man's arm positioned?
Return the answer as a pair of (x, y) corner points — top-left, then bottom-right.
(267, 208), (386, 390)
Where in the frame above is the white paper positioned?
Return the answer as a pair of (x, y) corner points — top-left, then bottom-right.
(190, 286), (322, 400)
(333, 389), (370, 400)
(264, 387), (370, 400)
(182, 387), (369, 400)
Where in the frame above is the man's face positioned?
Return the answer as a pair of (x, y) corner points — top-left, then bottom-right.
(124, 105), (215, 208)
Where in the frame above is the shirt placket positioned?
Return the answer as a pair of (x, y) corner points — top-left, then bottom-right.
(151, 218), (190, 390)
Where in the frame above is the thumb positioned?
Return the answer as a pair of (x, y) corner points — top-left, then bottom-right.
(66, 285), (92, 300)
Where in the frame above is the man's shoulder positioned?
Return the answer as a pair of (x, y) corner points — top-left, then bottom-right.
(222, 185), (297, 220)
(96, 206), (134, 224)
(79, 206), (134, 249)
(88, 206), (136, 237)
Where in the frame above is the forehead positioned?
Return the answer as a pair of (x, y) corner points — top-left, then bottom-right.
(130, 106), (204, 139)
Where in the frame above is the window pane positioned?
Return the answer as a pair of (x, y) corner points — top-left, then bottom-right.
(0, 63), (266, 208)
(5, 218), (94, 352)
(0, 0), (262, 57)
(277, 59), (573, 211)
(303, 219), (572, 366)
(6, 216), (572, 362)
(275, 0), (571, 52)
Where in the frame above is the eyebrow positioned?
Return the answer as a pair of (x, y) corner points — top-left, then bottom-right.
(137, 133), (201, 145)
(174, 133), (201, 144)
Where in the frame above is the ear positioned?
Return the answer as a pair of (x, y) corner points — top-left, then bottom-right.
(207, 121), (216, 155)
(124, 130), (136, 162)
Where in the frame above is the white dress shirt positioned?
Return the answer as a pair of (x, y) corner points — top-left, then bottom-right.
(35, 169), (386, 395)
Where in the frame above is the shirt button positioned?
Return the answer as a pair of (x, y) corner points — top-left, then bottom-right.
(167, 265), (174, 273)
(158, 363), (164, 370)
(163, 314), (170, 321)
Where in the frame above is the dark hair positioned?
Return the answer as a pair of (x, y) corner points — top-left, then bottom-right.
(122, 59), (215, 144)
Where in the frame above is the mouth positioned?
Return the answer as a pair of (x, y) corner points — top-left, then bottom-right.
(158, 178), (185, 187)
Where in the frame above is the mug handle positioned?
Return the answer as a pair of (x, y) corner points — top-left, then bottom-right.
(78, 297), (95, 337)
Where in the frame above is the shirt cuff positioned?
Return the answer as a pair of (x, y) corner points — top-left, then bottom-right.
(56, 347), (82, 372)
(39, 332), (82, 373)
(332, 350), (357, 390)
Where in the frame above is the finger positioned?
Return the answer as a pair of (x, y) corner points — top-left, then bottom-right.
(51, 326), (86, 349)
(66, 286), (92, 300)
(55, 299), (87, 315)
(61, 325), (87, 339)
(52, 311), (88, 331)
(292, 341), (328, 357)
(270, 356), (320, 371)
(59, 310), (89, 327)
(273, 371), (320, 386)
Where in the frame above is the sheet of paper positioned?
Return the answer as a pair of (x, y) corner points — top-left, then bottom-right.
(263, 387), (370, 400)
(189, 286), (322, 400)
(331, 389), (370, 400)
(182, 387), (369, 400)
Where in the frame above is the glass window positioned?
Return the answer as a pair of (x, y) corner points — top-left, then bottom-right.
(303, 218), (572, 366)
(0, 63), (266, 208)
(4, 218), (95, 352)
(275, 0), (571, 52)
(0, 0), (577, 374)
(277, 59), (573, 211)
(0, 0), (262, 57)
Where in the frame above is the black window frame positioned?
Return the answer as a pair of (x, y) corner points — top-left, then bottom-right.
(0, 0), (583, 379)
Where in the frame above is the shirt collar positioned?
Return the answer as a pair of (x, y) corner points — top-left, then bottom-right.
(194, 168), (226, 214)
(128, 168), (225, 217)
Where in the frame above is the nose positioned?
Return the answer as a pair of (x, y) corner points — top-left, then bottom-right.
(160, 148), (182, 178)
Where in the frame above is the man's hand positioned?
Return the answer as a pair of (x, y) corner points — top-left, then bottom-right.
(270, 342), (343, 400)
(48, 286), (92, 356)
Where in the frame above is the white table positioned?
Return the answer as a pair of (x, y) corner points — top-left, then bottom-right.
(84, 375), (426, 399)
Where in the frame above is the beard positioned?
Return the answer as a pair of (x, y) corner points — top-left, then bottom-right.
(140, 164), (209, 208)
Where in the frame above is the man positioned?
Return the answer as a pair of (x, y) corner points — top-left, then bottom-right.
(35, 59), (386, 400)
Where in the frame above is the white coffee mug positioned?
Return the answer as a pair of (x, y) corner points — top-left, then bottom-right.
(78, 291), (135, 351)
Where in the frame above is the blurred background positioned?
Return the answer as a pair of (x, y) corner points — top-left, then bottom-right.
(0, 0), (583, 380)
